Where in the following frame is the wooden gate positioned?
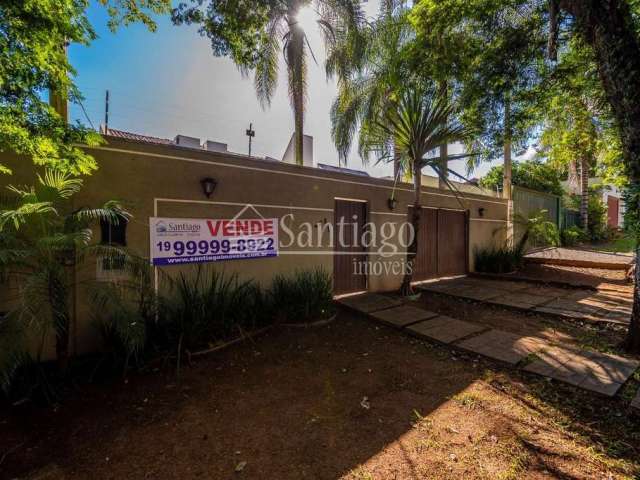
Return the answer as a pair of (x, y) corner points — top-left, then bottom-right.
(411, 207), (468, 282)
(333, 199), (368, 295)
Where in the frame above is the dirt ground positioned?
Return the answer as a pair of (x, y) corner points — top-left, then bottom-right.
(2, 309), (639, 480)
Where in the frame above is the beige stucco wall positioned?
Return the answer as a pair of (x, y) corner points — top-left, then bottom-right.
(0, 136), (508, 357)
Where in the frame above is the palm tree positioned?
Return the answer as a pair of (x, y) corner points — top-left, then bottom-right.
(329, 7), (413, 171)
(245, 0), (364, 165)
(0, 170), (129, 387)
(362, 87), (469, 295)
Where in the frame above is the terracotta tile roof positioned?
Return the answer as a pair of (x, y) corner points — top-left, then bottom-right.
(104, 128), (175, 146)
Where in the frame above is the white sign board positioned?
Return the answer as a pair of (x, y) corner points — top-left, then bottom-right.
(150, 217), (278, 266)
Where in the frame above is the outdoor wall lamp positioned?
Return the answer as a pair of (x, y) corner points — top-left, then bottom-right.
(388, 196), (397, 211)
(200, 177), (217, 198)
(478, 207), (485, 217)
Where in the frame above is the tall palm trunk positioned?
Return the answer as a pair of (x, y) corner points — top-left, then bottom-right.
(503, 97), (514, 247)
(401, 161), (422, 296)
(579, 156), (589, 232)
(503, 97), (513, 201)
(289, 15), (305, 166)
(559, 0), (640, 353)
(438, 80), (449, 189)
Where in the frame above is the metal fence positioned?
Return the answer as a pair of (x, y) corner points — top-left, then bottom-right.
(561, 208), (582, 229)
(513, 186), (582, 237)
(513, 186), (560, 225)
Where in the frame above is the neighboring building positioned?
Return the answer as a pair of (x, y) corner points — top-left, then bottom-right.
(562, 177), (625, 228)
(281, 133), (314, 167)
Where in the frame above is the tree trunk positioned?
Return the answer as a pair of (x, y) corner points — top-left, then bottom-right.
(503, 97), (514, 247)
(290, 18), (305, 166)
(503, 97), (513, 200)
(393, 140), (401, 179)
(630, 244), (640, 352)
(579, 156), (589, 233)
(568, 160), (579, 192)
(400, 162), (422, 296)
(438, 143), (448, 189)
(559, 0), (640, 352)
(438, 80), (449, 189)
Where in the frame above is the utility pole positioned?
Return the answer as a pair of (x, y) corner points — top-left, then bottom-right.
(246, 123), (255, 157)
(104, 90), (110, 132)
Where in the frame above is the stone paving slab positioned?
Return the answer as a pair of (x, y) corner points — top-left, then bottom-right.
(490, 292), (553, 309)
(457, 330), (548, 365)
(632, 390), (640, 412)
(518, 286), (573, 298)
(407, 316), (487, 344)
(420, 276), (632, 325)
(369, 305), (439, 329)
(523, 346), (640, 396)
(450, 285), (508, 301)
(337, 293), (403, 314)
(464, 279), (530, 292)
(537, 298), (602, 316)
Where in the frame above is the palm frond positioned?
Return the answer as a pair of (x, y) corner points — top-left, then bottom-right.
(0, 201), (57, 231)
(37, 170), (83, 201)
(254, 18), (282, 107)
(71, 200), (130, 226)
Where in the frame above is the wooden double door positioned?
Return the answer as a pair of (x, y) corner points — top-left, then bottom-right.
(411, 207), (468, 281)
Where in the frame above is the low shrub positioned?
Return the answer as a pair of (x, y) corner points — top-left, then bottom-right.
(160, 266), (267, 371)
(560, 226), (587, 247)
(268, 268), (334, 324)
(474, 246), (524, 274)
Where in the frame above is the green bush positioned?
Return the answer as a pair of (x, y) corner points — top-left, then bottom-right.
(560, 225), (586, 247)
(268, 268), (334, 324)
(162, 266), (266, 357)
(474, 246), (524, 274)
(568, 190), (609, 241)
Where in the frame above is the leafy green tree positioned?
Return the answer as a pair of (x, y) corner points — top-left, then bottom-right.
(412, 0), (640, 351)
(0, 0), (171, 175)
(410, 0), (548, 199)
(173, 0), (364, 165)
(479, 160), (564, 197)
(0, 170), (129, 392)
(549, 1), (640, 352)
(329, 6), (415, 175)
(361, 87), (468, 295)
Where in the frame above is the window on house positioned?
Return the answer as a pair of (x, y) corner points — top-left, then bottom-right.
(101, 215), (128, 246)
(100, 216), (128, 272)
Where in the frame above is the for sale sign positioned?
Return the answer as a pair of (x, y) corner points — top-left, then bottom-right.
(150, 217), (278, 266)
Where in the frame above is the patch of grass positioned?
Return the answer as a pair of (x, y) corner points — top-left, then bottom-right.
(348, 466), (373, 480)
(452, 392), (482, 410)
(495, 439), (531, 480)
(593, 235), (635, 254)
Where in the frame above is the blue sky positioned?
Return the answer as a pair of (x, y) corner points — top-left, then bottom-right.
(69, 2), (503, 179)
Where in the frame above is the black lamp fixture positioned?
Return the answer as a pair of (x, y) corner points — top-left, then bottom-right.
(478, 207), (485, 217)
(388, 196), (397, 211)
(200, 177), (217, 198)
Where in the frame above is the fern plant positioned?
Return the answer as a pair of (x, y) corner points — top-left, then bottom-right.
(0, 169), (129, 397)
